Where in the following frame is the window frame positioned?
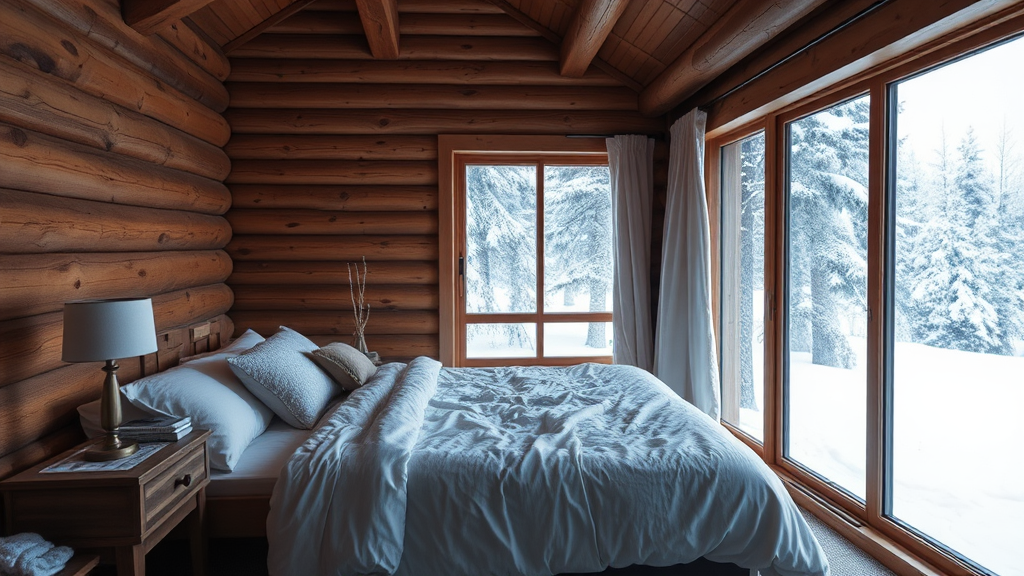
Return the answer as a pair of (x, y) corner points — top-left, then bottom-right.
(438, 135), (609, 367)
(707, 13), (1024, 576)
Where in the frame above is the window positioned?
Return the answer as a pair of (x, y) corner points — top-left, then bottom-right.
(711, 24), (1024, 576)
(455, 153), (613, 366)
(720, 131), (767, 442)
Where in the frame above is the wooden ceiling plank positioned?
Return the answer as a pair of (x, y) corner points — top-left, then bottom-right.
(122, 0), (216, 35)
(224, 0), (321, 53)
(639, 0), (829, 116)
(355, 0), (401, 59)
(559, 0), (629, 77)
(484, 0), (642, 91)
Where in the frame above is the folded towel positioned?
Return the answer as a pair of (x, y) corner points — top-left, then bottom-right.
(0, 533), (73, 576)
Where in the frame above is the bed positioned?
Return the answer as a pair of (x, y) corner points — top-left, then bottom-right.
(81, 329), (828, 576)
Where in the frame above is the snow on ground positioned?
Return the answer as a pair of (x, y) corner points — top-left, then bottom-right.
(790, 339), (1023, 576)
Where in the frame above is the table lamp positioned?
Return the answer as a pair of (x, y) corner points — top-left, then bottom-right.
(62, 298), (158, 461)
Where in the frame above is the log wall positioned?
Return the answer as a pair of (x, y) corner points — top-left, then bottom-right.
(224, 0), (666, 362)
(0, 0), (233, 480)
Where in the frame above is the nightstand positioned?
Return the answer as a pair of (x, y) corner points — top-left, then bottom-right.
(1, 430), (211, 576)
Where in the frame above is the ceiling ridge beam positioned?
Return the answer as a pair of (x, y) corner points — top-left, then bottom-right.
(560, 0), (629, 77)
(123, 0), (216, 35)
(483, 0), (643, 93)
(356, 0), (401, 59)
(639, 0), (830, 117)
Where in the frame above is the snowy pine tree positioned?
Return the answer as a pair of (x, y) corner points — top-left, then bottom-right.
(739, 134), (765, 409)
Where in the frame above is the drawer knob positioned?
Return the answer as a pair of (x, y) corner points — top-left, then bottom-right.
(175, 474), (192, 488)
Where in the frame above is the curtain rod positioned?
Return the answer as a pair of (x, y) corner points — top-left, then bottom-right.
(699, 0), (891, 112)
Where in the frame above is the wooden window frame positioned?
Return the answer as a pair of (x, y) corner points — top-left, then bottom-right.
(438, 135), (608, 367)
(707, 9), (1024, 576)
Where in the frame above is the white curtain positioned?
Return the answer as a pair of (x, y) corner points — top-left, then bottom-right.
(607, 135), (655, 371)
(654, 109), (721, 420)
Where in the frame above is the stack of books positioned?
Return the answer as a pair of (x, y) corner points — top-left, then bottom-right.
(117, 416), (192, 442)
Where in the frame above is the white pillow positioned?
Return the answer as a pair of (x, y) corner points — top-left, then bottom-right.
(178, 329), (264, 364)
(227, 326), (341, 429)
(121, 349), (274, 471)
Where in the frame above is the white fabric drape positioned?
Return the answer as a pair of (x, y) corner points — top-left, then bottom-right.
(654, 109), (721, 420)
(607, 135), (655, 371)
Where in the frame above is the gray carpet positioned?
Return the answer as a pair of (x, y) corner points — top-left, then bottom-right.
(799, 508), (896, 576)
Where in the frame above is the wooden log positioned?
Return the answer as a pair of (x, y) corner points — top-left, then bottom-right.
(226, 83), (638, 110)
(157, 18), (231, 81)
(0, 124), (231, 215)
(230, 310), (439, 336)
(266, 11), (364, 34)
(0, 250), (232, 321)
(222, 0), (321, 54)
(638, 0), (830, 116)
(122, 0), (216, 35)
(225, 135), (437, 160)
(0, 1), (230, 143)
(232, 284), (438, 311)
(229, 184), (437, 210)
(225, 108), (665, 135)
(0, 56), (230, 181)
(229, 260), (439, 285)
(226, 209), (437, 235)
(355, 0), (400, 59)
(230, 35), (558, 61)
(560, 0), (629, 77)
(400, 13), (536, 35)
(0, 425), (83, 480)
(227, 235), (438, 261)
(226, 59), (621, 85)
(0, 189), (232, 254)
(306, 334), (439, 360)
(0, 285), (233, 388)
(316, 0), (502, 13)
(227, 160), (438, 185)
(17, 0), (229, 111)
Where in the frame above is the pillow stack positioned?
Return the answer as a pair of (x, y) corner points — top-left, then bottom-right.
(80, 326), (382, 472)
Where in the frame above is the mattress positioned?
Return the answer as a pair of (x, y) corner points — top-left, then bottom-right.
(208, 418), (311, 497)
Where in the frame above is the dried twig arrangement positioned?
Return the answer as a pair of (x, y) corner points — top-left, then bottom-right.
(348, 257), (370, 352)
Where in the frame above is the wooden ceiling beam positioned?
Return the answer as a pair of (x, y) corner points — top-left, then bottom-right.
(560, 0), (629, 77)
(355, 0), (401, 59)
(224, 0), (320, 54)
(639, 0), (830, 116)
(483, 0), (642, 92)
(122, 0), (215, 35)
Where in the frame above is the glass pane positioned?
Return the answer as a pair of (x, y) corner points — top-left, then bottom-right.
(543, 165), (612, 313)
(543, 322), (612, 357)
(465, 165), (537, 314)
(890, 36), (1024, 576)
(720, 132), (766, 442)
(466, 323), (537, 358)
(786, 95), (870, 500)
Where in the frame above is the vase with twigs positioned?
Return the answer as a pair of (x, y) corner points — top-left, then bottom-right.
(348, 257), (370, 354)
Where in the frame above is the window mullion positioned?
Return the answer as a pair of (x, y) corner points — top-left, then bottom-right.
(536, 163), (545, 360)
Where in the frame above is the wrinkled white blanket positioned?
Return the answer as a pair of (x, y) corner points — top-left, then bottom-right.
(268, 359), (829, 576)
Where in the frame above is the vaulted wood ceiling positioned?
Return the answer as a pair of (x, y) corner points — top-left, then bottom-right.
(131, 0), (832, 116)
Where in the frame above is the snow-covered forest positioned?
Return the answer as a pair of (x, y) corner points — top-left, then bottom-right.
(464, 164), (612, 357)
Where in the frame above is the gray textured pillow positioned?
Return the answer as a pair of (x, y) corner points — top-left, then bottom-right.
(227, 326), (341, 429)
(310, 342), (378, 391)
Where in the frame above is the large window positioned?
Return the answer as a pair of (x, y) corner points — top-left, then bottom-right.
(456, 154), (613, 366)
(713, 28), (1024, 576)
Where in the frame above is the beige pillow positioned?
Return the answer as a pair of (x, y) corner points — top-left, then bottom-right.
(311, 343), (378, 391)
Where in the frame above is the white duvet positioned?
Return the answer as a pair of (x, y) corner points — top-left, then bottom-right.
(268, 358), (829, 576)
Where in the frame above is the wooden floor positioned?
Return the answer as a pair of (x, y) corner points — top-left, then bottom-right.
(91, 537), (746, 575)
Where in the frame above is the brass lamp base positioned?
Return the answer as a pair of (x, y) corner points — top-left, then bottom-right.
(85, 434), (139, 461)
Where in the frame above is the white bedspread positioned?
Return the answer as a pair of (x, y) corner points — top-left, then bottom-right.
(268, 358), (829, 576)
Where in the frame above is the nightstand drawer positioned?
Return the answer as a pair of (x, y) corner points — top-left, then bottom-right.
(143, 444), (206, 530)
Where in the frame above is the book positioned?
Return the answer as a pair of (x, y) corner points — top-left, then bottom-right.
(118, 425), (192, 443)
(119, 415), (191, 433)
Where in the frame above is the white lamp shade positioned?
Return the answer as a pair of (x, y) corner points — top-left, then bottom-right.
(62, 298), (159, 362)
